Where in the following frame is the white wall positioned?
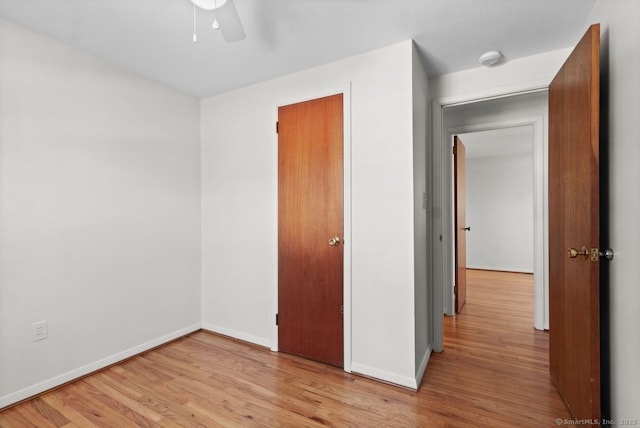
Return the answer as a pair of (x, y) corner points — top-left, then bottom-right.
(412, 45), (430, 380)
(465, 151), (534, 272)
(201, 40), (425, 388)
(429, 49), (572, 103)
(0, 20), (202, 407)
(587, 0), (640, 419)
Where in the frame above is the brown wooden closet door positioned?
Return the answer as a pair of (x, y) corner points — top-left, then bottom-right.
(278, 94), (344, 367)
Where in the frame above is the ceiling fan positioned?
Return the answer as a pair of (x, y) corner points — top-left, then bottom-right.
(190, 0), (246, 43)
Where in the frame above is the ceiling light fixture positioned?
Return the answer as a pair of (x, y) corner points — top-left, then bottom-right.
(190, 0), (246, 43)
(478, 51), (504, 67)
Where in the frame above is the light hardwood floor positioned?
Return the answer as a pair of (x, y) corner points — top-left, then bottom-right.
(0, 270), (570, 427)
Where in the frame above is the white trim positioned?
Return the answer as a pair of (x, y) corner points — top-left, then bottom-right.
(201, 323), (272, 348)
(351, 363), (419, 390)
(436, 84), (549, 109)
(0, 323), (201, 409)
(273, 84), (353, 372)
(415, 346), (432, 388)
(534, 115), (549, 331)
(431, 82), (551, 352)
(431, 99), (445, 352)
(343, 83), (353, 373)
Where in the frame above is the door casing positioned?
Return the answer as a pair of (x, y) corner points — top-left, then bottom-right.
(432, 85), (550, 352)
(272, 85), (352, 372)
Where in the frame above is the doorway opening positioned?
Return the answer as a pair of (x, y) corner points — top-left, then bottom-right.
(453, 126), (536, 320)
(431, 90), (549, 352)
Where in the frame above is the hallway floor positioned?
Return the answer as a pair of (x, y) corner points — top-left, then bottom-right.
(424, 269), (571, 426)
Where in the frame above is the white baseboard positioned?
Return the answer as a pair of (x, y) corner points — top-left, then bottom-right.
(0, 323), (201, 409)
(415, 346), (432, 388)
(200, 323), (272, 349)
(350, 362), (418, 390)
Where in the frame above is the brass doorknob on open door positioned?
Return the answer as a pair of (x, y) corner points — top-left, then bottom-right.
(590, 248), (615, 261)
(568, 247), (589, 259)
(328, 236), (341, 247)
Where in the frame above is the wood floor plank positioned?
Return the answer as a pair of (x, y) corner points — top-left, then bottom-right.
(0, 269), (571, 427)
(83, 374), (164, 424)
(7, 399), (66, 428)
(40, 393), (110, 428)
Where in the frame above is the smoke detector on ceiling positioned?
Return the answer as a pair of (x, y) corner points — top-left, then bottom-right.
(478, 51), (504, 67)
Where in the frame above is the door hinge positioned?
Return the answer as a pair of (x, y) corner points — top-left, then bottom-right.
(276, 121), (279, 134)
(454, 284), (458, 295)
(453, 145), (457, 155)
(275, 313), (279, 326)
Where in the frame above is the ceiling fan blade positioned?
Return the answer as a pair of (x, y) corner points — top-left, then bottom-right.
(217, 0), (246, 42)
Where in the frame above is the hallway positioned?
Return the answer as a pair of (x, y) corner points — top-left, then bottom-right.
(424, 269), (570, 425)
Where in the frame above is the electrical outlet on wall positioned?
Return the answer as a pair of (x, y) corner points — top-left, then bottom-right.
(32, 320), (48, 342)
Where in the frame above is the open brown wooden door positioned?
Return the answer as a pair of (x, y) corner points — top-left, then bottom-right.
(454, 136), (467, 313)
(278, 94), (344, 368)
(549, 24), (601, 421)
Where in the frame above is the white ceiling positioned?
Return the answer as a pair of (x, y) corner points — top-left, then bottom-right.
(0, 0), (596, 98)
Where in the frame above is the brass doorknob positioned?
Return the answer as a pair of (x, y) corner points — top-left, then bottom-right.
(568, 247), (589, 259)
(328, 237), (341, 246)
